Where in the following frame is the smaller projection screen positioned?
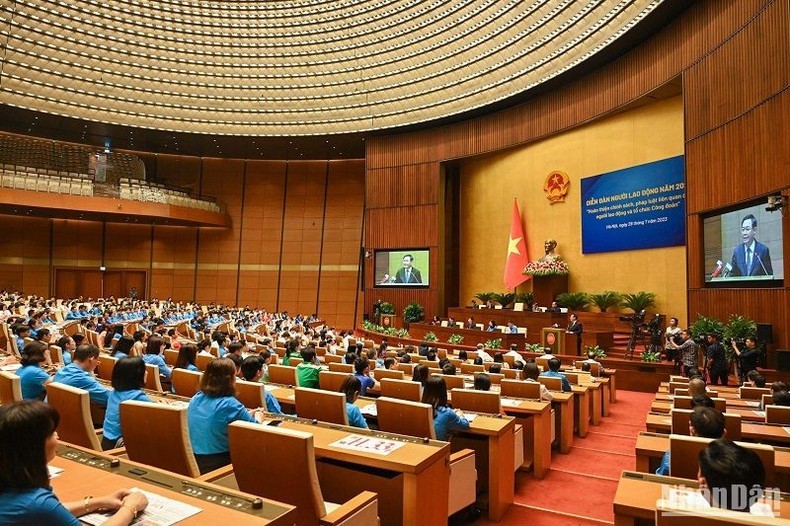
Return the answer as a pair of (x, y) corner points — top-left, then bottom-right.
(374, 249), (430, 288)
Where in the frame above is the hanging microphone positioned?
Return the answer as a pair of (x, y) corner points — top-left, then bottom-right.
(711, 260), (724, 278)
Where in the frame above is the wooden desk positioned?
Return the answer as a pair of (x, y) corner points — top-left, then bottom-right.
(551, 392), (575, 453)
(571, 385), (590, 437)
(651, 400), (766, 422)
(614, 470), (790, 525)
(51, 444), (297, 525)
(277, 419), (450, 526)
(447, 307), (566, 344)
(646, 413), (790, 446)
(500, 397), (552, 478)
(354, 398), (515, 521)
(408, 322), (526, 349)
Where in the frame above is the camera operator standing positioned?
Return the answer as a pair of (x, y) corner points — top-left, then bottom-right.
(731, 337), (760, 383)
(705, 334), (728, 386)
(668, 330), (698, 377)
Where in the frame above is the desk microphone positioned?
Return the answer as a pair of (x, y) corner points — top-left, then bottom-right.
(755, 253), (769, 276)
(711, 260), (723, 278)
(722, 263), (733, 277)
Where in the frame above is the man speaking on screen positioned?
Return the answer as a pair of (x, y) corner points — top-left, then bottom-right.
(730, 214), (773, 276)
(394, 254), (422, 284)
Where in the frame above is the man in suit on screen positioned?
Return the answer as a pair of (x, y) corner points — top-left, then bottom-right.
(394, 254), (422, 284)
(729, 214), (773, 276)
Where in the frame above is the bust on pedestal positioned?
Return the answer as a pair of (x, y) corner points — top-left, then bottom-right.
(524, 239), (570, 307)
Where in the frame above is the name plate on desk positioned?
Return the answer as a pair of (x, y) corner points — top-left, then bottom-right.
(330, 434), (407, 455)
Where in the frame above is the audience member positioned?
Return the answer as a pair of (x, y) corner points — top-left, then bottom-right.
(421, 376), (469, 441)
(16, 342), (51, 401)
(102, 357), (152, 450)
(698, 439), (765, 512)
(53, 344), (109, 406)
(339, 375), (368, 429)
(540, 358), (571, 392)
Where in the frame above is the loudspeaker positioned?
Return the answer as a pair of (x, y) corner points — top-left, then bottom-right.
(776, 349), (790, 372)
(756, 323), (773, 344)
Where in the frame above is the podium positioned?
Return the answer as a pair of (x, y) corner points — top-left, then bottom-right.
(565, 333), (581, 356)
(379, 313), (398, 328)
(541, 327), (565, 355)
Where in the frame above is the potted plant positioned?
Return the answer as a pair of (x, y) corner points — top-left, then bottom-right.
(588, 291), (622, 313)
(641, 349), (661, 363)
(584, 345), (607, 360)
(516, 292), (534, 310)
(485, 338), (502, 350)
(689, 315), (725, 342)
(379, 302), (396, 315)
(620, 291), (657, 313)
(556, 292), (589, 311)
(723, 314), (757, 365)
(474, 292), (496, 306)
(491, 292), (515, 309)
(424, 331), (438, 342)
(448, 334), (464, 344)
(402, 301), (424, 327)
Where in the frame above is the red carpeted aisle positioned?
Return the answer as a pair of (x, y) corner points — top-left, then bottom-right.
(472, 390), (655, 525)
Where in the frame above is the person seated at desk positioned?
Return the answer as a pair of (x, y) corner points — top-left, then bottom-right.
(464, 317), (476, 330)
(16, 342), (52, 401)
(473, 372), (491, 391)
(339, 375), (368, 429)
(142, 336), (172, 381)
(687, 377), (707, 398)
(240, 356), (283, 415)
(581, 350), (603, 374)
(110, 335), (135, 360)
(523, 362), (553, 401)
(698, 438), (765, 512)
(173, 343), (199, 372)
(540, 358), (571, 392)
(188, 358), (264, 474)
(547, 301), (561, 314)
(493, 352), (510, 369)
(353, 357), (376, 396)
(485, 320), (497, 332)
(538, 348), (555, 361)
(475, 343), (493, 363)
(0, 401), (149, 525)
(55, 336), (74, 365)
(421, 376), (469, 441)
(772, 390), (790, 407)
(656, 405), (725, 476)
(296, 347), (322, 389)
(506, 321), (518, 334)
(53, 344), (109, 407)
(412, 364), (429, 386)
(102, 357), (153, 450)
(441, 362), (457, 376)
(383, 357), (396, 370)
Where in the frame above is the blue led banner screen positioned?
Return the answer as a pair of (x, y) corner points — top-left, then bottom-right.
(581, 156), (685, 254)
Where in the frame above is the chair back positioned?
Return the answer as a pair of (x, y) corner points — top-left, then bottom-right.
(672, 395), (726, 412)
(164, 349), (179, 367)
(502, 369), (520, 379)
(45, 382), (101, 450)
(0, 371), (22, 404)
(228, 422), (326, 526)
(670, 408), (742, 440)
(668, 381), (688, 394)
(295, 387), (348, 425)
(96, 355), (118, 382)
(380, 378), (422, 402)
(538, 376), (562, 392)
(563, 372), (581, 385)
(372, 368), (405, 381)
(450, 388), (501, 414)
(318, 370), (350, 393)
(535, 358), (550, 371)
(434, 374), (464, 390)
(740, 386), (771, 400)
(376, 397), (435, 439)
(668, 375), (688, 383)
(196, 353), (214, 371)
(171, 368), (202, 397)
(500, 379), (541, 399)
(396, 362), (416, 375)
(460, 363), (484, 374)
(235, 379), (265, 408)
(765, 405), (790, 425)
(322, 354), (343, 364)
(669, 434), (774, 485)
(119, 400), (199, 477)
(328, 362), (354, 373)
(268, 364), (298, 386)
(144, 363), (163, 392)
(48, 345), (64, 365)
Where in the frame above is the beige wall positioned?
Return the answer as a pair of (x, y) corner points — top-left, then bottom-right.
(460, 95), (688, 324)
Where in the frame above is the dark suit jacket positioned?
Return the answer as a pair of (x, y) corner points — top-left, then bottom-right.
(730, 241), (773, 276)
(567, 321), (583, 334)
(394, 267), (422, 284)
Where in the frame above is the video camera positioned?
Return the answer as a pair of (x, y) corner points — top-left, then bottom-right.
(619, 310), (646, 327)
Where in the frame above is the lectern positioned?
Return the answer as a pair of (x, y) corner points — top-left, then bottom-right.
(541, 327), (565, 355)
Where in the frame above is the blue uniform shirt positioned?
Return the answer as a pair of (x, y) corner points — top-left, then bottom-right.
(433, 405), (470, 441)
(17, 365), (50, 400)
(656, 450), (670, 476)
(53, 363), (109, 406)
(0, 487), (80, 525)
(354, 373), (375, 396)
(103, 389), (153, 441)
(540, 370), (572, 392)
(346, 402), (368, 429)
(142, 354), (171, 379)
(187, 392), (257, 455)
(264, 391), (283, 414)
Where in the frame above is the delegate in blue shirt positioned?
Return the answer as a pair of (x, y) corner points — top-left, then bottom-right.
(346, 402), (368, 429)
(433, 406), (470, 441)
(103, 389), (154, 441)
(142, 354), (171, 379)
(17, 364), (50, 400)
(0, 487), (80, 526)
(187, 391), (257, 455)
(656, 450), (670, 476)
(264, 391), (283, 414)
(539, 370), (572, 392)
(53, 363), (109, 406)
(354, 373), (375, 396)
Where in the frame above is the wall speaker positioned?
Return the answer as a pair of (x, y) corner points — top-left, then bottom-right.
(756, 323), (773, 344)
(775, 349), (790, 372)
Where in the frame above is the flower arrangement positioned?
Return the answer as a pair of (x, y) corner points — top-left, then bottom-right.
(584, 345), (607, 360)
(361, 319), (410, 338)
(424, 331), (438, 342)
(641, 349), (661, 363)
(448, 334), (464, 344)
(524, 259), (570, 276)
(485, 338), (502, 350)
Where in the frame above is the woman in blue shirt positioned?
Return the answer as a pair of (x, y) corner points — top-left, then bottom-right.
(110, 335), (135, 360)
(174, 344), (199, 372)
(102, 357), (153, 450)
(421, 376), (470, 441)
(16, 342), (51, 401)
(0, 401), (148, 525)
(339, 375), (368, 429)
(55, 335), (74, 365)
(142, 336), (172, 379)
(187, 357), (262, 474)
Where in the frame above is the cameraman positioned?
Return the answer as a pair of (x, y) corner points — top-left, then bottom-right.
(705, 333), (728, 386)
(731, 337), (760, 383)
(668, 330), (698, 377)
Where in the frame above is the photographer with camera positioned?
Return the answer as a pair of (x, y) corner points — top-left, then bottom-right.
(731, 337), (760, 383)
(705, 333), (728, 386)
(668, 329), (698, 377)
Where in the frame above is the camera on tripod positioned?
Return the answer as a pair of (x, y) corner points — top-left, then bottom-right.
(619, 309), (646, 328)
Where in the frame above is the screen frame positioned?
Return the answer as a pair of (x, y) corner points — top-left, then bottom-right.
(372, 247), (431, 289)
(702, 195), (784, 289)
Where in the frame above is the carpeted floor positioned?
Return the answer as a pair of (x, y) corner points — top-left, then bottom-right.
(472, 390), (655, 525)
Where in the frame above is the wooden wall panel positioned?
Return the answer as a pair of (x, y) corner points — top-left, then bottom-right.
(0, 214), (50, 295)
(150, 225), (197, 301)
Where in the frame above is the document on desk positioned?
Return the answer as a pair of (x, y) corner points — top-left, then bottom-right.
(1, 363), (21, 371)
(81, 487), (202, 525)
(330, 434), (406, 456)
(359, 404), (377, 417)
(47, 466), (64, 479)
(500, 398), (522, 407)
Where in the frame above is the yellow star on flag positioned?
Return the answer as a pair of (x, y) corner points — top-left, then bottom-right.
(508, 236), (521, 255)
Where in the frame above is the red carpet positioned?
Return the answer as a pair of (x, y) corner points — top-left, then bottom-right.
(472, 390), (655, 525)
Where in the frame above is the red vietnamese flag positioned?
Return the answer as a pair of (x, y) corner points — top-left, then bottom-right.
(504, 198), (530, 290)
